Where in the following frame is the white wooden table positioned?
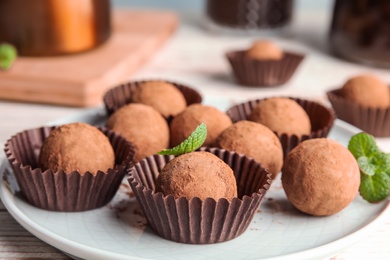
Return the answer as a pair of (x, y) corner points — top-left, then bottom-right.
(1, 7), (390, 260)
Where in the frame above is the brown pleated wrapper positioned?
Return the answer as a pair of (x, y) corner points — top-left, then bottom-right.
(226, 50), (304, 87)
(327, 89), (390, 137)
(3, 126), (135, 212)
(226, 97), (336, 158)
(103, 80), (203, 116)
(128, 147), (272, 244)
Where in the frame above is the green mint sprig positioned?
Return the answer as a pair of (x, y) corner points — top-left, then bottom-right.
(0, 43), (17, 70)
(158, 122), (207, 156)
(348, 132), (390, 203)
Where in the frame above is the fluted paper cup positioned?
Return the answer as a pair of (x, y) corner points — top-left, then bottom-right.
(128, 147), (272, 244)
(327, 89), (390, 137)
(103, 79), (202, 117)
(226, 50), (304, 87)
(4, 126), (134, 211)
(226, 97), (335, 158)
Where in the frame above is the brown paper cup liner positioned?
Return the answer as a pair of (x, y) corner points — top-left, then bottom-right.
(327, 89), (390, 137)
(3, 126), (135, 212)
(226, 97), (336, 158)
(226, 50), (304, 87)
(128, 147), (272, 244)
(103, 79), (203, 117)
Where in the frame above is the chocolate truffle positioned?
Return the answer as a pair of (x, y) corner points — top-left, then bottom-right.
(340, 74), (390, 108)
(155, 151), (237, 200)
(169, 104), (232, 147)
(248, 97), (311, 137)
(39, 122), (115, 175)
(282, 138), (360, 216)
(215, 121), (283, 178)
(246, 40), (283, 60)
(131, 81), (187, 118)
(106, 103), (169, 162)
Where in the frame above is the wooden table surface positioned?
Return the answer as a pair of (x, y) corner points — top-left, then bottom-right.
(1, 7), (390, 260)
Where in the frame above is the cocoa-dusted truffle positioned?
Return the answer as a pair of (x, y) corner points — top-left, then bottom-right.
(246, 40), (283, 60)
(248, 97), (311, 137)
(340, 74), (390, 108)
(282, 138), (360, 216)
(106, 103), (169, 162)
(169, 104), (232, 147)
(155, 151), (237, 200)
(130, 81), (187, 118)
(215, 120), (283, 178)
(39, 122), (115, 174)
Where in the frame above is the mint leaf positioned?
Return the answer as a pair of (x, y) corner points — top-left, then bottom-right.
(348, 132), (390, 203)
(348, 132), (378, 159)
(158, 123), (207, 156)
(357, 156), (376, 176)
(0, 43), (17, 70)
(360, 171), (390, 203)
(374, 152), (390, 176)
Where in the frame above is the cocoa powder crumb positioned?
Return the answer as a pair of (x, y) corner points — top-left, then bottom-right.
(133, 208), (144, 217)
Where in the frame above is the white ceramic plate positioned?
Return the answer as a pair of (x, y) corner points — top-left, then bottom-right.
(1, 98), (390, 260)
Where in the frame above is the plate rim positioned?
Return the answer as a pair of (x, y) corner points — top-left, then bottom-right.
(1, 109), (390, 260)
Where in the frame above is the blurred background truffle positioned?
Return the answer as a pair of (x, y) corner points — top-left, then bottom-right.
(39, 122), (115, 174)
(215, 120), (283, 178)
(155, 151), (237, 200)
(246, 40), (283, 60)
(248, 97), (311, 137)
(106, 103), (169, 162)
(169, 104), (232, 147)
(340, 74), (390, 108)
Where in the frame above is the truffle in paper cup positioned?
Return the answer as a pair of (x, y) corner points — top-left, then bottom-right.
(226, 97), (335, 158)
(327, 89), (390, 137)
(128, 147), (272, 244)
(103, 80), (202, 117)
(3, 126), (134, 212)
(226, 50), (304, 87)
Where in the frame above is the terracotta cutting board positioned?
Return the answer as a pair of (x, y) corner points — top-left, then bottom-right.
(0, 9), (178, 107)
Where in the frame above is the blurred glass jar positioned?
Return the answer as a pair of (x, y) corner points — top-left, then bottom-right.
(0, 0), (111, 56)
(330, 0), (390, 68)
(205, 0), (294, 33)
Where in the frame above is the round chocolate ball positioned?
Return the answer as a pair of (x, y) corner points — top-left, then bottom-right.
(169, 104), (232, 147)
(106, 103), (169, 162)
(341, 74), (390, 108)
(282, 138), (360, 216)
(131, 81), (187, 118)
(155, 151), (237, 200)
(39, 122), (115, 174)
(215, 120), (283, 178)
(248, 97), (311, 137)
(246, 40), (283, 60)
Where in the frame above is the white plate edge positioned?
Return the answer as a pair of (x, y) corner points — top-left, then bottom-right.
(1, 111), (389, 260)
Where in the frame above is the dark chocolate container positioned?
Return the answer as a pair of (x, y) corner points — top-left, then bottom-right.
(329, 0), (390, 68)
(206, 0), (294, 30)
